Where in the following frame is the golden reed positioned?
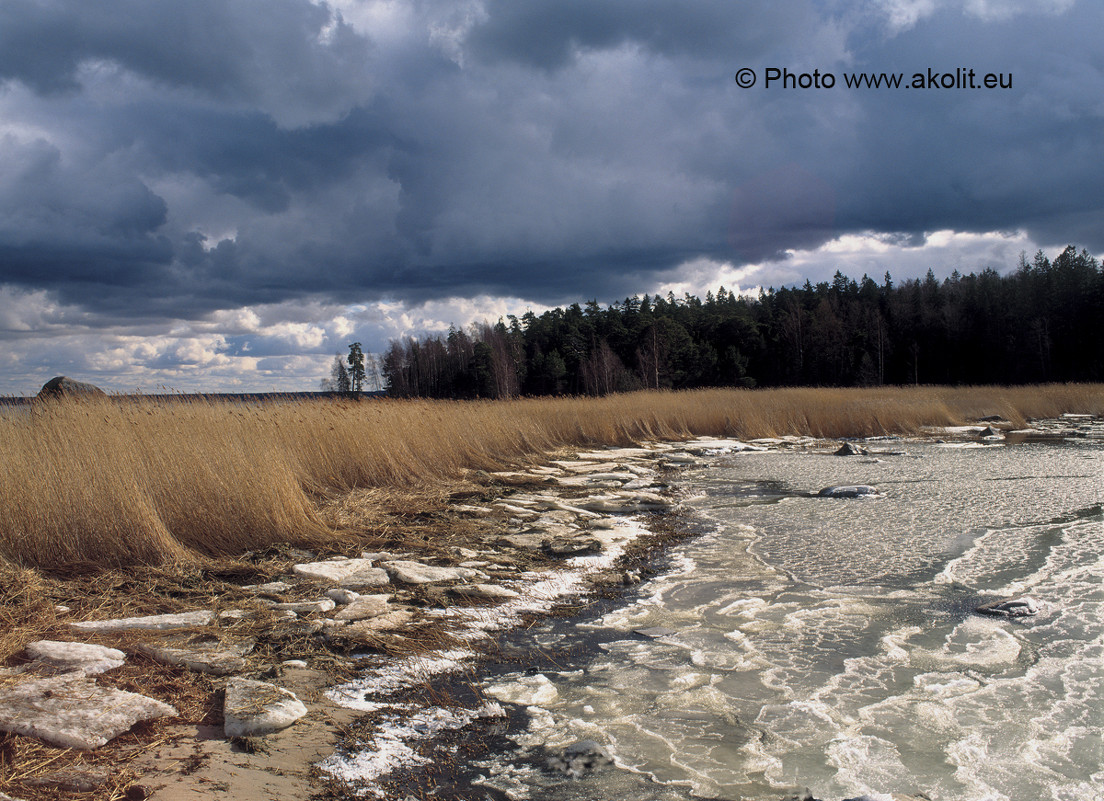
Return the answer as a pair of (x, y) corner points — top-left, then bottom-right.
(1, 385), (1100, 570)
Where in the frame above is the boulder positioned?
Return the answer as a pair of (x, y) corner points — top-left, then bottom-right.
(36, 376), (107, 399)
(817, 485), (879, 498)
(977, 425), (1003, 438)
(0, 672), (176, 749)
(976, 596), (1039, 617)
(834, 442), (869, 456)
(223, 677), (307, 737)
(24, 641), (126, 676)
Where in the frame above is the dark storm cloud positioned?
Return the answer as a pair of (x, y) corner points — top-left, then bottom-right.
(463, 0), (818, 69)
(0, 0), (1100, 332)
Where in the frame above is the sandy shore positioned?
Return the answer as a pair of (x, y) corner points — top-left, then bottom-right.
(4, 437), (764, 801)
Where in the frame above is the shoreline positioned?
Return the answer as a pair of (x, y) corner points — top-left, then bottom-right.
(2, 415), (1097, 801)
(0, 437), (752, 801)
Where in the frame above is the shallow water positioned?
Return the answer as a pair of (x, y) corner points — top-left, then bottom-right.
(475, 436), (1103, 800)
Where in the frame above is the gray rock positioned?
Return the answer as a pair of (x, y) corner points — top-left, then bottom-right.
(223, 677), (307, 737)
(816, 485), (879, 498)
(24, 641), (126, 676)
(0, 672), (176, 749)
(381, 560), (487, 585)
(977, 425), (1003, 438)
(137, 635), (255, 675)
(976, 596), (1039, 617)
(36, 376), (106, 399)
(547, 739), (614, 777)
(70, 610), (215, 632)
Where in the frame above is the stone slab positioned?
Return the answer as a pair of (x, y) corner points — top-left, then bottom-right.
(292, 559), (390, 588)
(0, 672), (176, 749)
(24, 641), (126, 676)
(333, 595), (392, 622)
(70, 610), (214, 633)
(339, 610), (415, 637)
(381, 561), (487, 585)
(137, 636), (255, 675)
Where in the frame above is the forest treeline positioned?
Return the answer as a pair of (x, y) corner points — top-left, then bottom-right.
(380, 246), (1103, 397)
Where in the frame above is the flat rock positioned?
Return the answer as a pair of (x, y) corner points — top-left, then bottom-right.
(292, 559), (390, 588)
(70, 610), (214, 633)
(817, 485), (879, 498)
(0, 672), (176, 749)
(24, 641), (126, 676)
(381, 560), (487, 585)
(976, 596), (1039, 617)
(333, 595), (392, 622)
(240, 580), (295, 595)
(261, 598), (336, 614)
(633, 627), (678, 639)
(454, 504), (494, 515)
(223, 677), (307, 737)
(551, 460), (622, 473)
(137, 635), (255, 675)
(575, 492), (673, 513)
(542, 537), (604, 557)
(339, 609), (415, 637)
(449, 584), (521, 601)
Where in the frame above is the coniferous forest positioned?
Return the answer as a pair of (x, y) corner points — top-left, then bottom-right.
(380, 246), (1103, 398)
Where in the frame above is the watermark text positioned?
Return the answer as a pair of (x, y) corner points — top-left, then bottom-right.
(734, 67), (1012, 90)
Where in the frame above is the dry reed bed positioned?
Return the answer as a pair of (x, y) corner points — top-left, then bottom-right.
(1, 385), (1102, 571)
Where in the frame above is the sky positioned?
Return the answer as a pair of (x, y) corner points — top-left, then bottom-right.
(0, 0), (1101, 394)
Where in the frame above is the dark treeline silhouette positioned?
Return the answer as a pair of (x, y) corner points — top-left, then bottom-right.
(381, 246), (1103, 397)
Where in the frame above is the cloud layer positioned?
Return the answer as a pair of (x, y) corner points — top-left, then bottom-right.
(0, 0), (1100, 392)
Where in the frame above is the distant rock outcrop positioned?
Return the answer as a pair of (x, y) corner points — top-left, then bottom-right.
(834, 442), (869, 456)
(37, 376), (106, 399)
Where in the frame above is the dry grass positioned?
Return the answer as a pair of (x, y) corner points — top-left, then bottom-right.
(1, 385), (1101, 571)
